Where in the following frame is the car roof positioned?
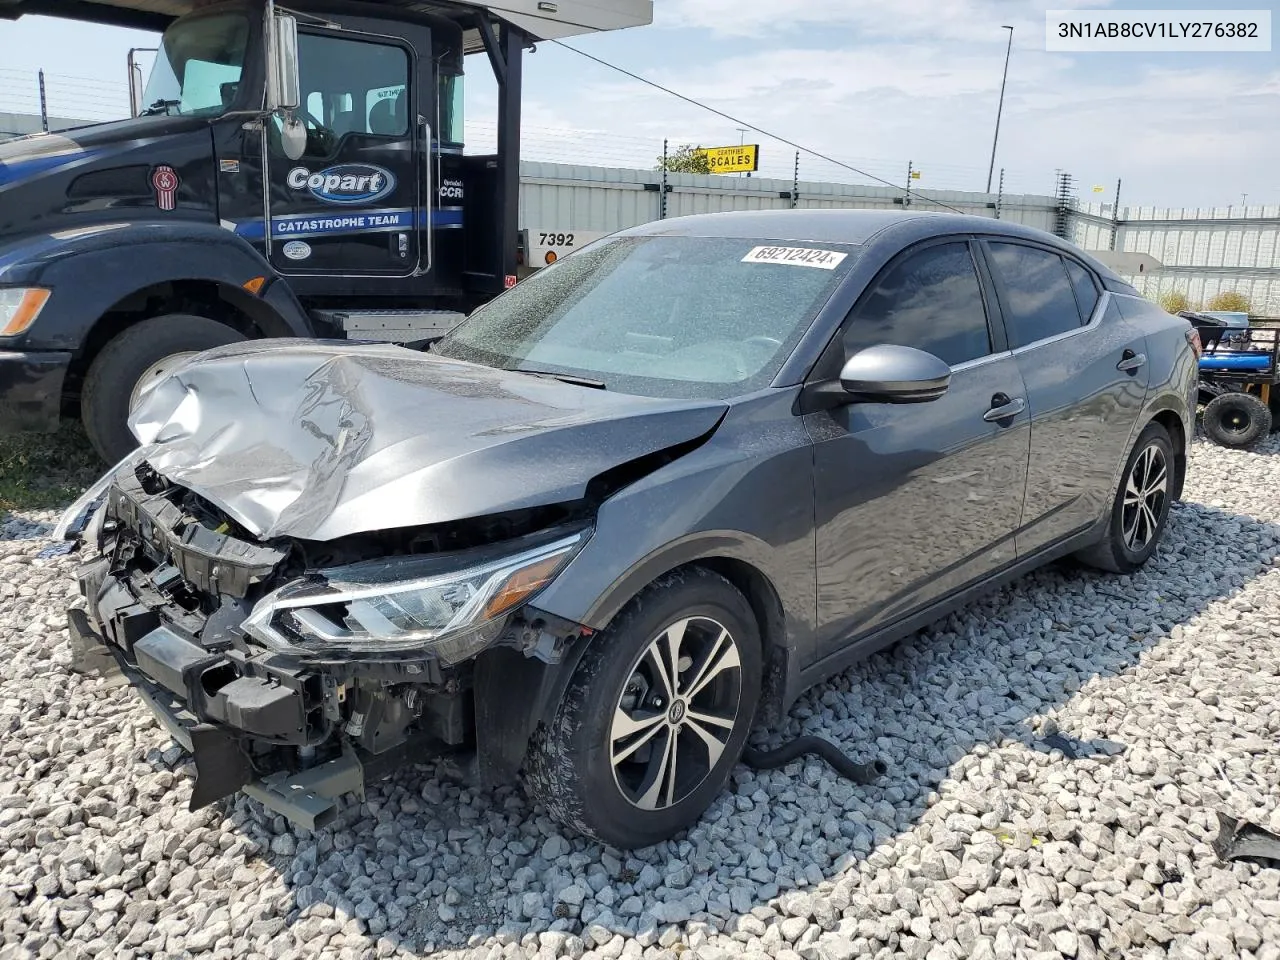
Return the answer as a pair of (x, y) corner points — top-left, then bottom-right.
(620, 208), (1129, 287)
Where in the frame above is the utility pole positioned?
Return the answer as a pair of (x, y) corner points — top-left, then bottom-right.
(736, 127), (748, 178)
(792, 150), (800, 209)
(660, 138), (668, 219)
(985, 26), (1013, 194)
(1110, 178), (1123, 251)
(38, 69), (49, 133)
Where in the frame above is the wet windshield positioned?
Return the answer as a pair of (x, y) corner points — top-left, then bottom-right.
(140, 12), (250, 117)
(433, 236), (860, 399)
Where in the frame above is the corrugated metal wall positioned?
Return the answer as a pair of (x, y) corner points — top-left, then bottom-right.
(518, 161), (1060, 236)
(1074, 202), (1280, 314)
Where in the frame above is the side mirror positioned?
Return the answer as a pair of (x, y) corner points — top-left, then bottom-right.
(266, 14), (300, 112)
(838, 344), (951, 403)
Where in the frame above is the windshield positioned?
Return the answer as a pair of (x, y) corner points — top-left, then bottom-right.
(433, 235), (860, 399)
(141, 12), (250, 117)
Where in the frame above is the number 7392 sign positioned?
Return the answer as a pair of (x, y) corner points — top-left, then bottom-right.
(696, 145), (760, 174)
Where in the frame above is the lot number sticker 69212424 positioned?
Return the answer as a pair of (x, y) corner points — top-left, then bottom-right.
(742, 246), (848, 269)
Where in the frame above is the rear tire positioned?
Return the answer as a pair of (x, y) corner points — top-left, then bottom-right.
(1202, 391), (1271, 448)
(1076, 422), (1174, 574)
(524, 567), (762, 849)
(81, 314), (246, 463)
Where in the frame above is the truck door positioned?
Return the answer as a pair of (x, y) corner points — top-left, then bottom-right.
(265, 27), (422, 276)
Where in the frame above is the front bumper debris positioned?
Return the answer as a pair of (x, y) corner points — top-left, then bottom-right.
(69, 593), (454, 830)
(68, 605), (258, 810)
(67, 465), (467, 829)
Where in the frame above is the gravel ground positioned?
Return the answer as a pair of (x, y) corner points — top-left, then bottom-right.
(3, 437), (1280, 960)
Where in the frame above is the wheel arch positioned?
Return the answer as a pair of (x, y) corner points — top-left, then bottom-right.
(64, 277), (306, 413)
(473, 552), (793, 790)
(5, 225), (311, 416)
(567, 533), (800, 725)
(1150, 408), (1187, 501)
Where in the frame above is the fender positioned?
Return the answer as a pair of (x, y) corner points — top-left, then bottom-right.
(471, 532), (798, 788)
(0, 221), (313, 351)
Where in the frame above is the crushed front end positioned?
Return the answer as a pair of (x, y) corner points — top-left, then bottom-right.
(63, 455), (590, 830)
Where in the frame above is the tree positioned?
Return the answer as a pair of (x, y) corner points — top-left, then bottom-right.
(1158, 290), (1193, 315)
(1205, 290), (1252, 314)
(656, 144), (710, 174)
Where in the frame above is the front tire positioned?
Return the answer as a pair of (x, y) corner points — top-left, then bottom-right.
(1076, 422), (1174, 574)
(1202, 391), (1271, 448)
(525, 568), (762, 848)
(81, 314), (246, 463)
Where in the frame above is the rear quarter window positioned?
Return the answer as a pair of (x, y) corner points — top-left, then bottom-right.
(1064, 260), (1101, 323)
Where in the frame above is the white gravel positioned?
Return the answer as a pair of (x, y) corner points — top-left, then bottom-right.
(4, 437), (1280, 960)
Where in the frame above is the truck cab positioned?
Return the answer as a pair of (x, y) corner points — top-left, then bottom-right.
(0, 0), (651, 461)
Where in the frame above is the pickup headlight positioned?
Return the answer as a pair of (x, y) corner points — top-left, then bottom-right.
(0, 288), (51, 337)
(242, 531), (586, 662)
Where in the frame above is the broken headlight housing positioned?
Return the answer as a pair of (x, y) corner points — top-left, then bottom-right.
(242, 530), (586, 663)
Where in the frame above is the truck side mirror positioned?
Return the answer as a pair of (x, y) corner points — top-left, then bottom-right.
(267, 14), (300, 112)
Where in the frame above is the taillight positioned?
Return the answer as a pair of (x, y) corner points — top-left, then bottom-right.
(1186, 327), (1203, 360)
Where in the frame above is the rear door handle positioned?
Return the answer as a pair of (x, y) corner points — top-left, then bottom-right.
(984, 396), (1026, 422)
(1117, 349), (1146, 373)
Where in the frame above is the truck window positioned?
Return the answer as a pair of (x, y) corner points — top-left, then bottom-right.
(295, 32), (410, 144)
(439, 74), (464, 146)
(140, 11), (249, 117)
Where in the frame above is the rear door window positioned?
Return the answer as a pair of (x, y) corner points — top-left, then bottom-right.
(986, 242), (1083, 348)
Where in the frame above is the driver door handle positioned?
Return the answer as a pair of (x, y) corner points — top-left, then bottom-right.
(1117, 349), (1147, 373)
(984, 395), (1026, 422)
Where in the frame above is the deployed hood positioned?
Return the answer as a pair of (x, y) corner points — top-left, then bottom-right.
(129, 340), (728, 542)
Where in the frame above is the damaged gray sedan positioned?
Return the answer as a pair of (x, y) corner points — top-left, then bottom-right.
(59, 210), (1196, 848)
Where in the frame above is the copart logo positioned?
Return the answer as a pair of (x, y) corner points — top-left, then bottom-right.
(287, 163), (396, 205)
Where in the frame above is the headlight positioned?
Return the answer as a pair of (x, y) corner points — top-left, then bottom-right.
(242, 531), (586, 662)
(52, 445), (156, 541)
(0, 288), (51, 337)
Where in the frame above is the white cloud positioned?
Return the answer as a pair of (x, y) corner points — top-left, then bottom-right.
(658, 0), (1112, 43)
(511, 0), (1280, 206)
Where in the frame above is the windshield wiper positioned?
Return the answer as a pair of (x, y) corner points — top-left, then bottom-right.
(140, 98), (181, 117)
(516, 368), (607, 390)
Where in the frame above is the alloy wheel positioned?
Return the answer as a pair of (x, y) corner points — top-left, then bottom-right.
(610, 616), (743, 811)
(1121, 442), (1168, 551)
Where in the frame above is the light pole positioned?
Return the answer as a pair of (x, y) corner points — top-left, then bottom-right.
(986, 25), (1014, 194)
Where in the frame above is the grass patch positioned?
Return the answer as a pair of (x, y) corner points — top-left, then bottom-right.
(0, 423), (105, 513)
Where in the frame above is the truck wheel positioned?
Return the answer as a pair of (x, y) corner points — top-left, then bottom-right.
(525, 568), (762, 849)
(1076, 421), (1174, 574)
(82, 314), (246, 463)
(1202, 391), (1271, 448)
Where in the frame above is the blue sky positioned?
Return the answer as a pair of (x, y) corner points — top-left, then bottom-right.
(0, 0), (1276, 207)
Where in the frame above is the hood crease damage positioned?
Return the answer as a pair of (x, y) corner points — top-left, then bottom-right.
(128, 339), (729, 543)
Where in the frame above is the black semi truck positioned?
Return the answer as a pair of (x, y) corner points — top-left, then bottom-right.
(0, 0), (651, 462)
